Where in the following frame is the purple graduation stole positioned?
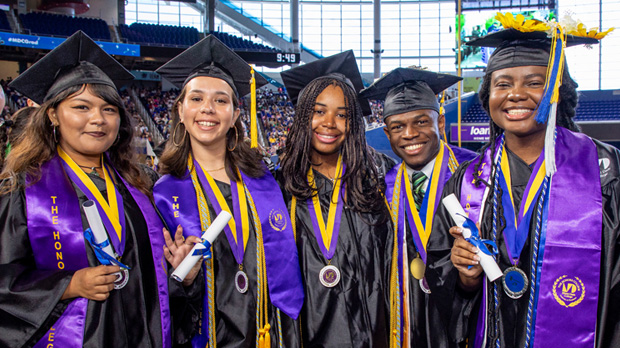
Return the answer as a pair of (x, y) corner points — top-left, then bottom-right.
(25, 156), (171, 348)
(460, 127), (602, 348)
(153, 166), (304, 347)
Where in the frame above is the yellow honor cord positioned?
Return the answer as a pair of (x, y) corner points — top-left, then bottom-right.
(250, 65), (258, 148)
(58, 146), (122, 241)
(193, 154), (250, 251)
(187, 157), (217, 347)
(307, 154), (344, 251)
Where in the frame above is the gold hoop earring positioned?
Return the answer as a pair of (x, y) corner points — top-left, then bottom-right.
(172, 122), (187, 147)
(227, 125), (239, 152)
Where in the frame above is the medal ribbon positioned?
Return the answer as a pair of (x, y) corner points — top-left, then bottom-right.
(58, 146), (126, 255)
(400, 141), (448, 262)
(497, 144), (546, 263)
(306, 154), (345, 260)
(191, 156), (250, 265)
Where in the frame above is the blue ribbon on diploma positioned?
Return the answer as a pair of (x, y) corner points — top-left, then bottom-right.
(84, 228), (131, 269)
(458, 214), (498, 269)
(192, 239), (213, 259)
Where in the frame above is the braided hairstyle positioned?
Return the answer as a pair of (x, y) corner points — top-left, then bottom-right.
(280, 77), (385, 214)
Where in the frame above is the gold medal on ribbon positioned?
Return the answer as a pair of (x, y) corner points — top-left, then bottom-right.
(410, 255), (425, 280)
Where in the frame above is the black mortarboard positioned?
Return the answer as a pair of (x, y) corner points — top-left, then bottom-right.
(9, 31), (133, 105)
(360, 67), (462, 118)
(280, 50), (372, 116)
(156, 35), (269, 97)
(466, 28), (599, 74)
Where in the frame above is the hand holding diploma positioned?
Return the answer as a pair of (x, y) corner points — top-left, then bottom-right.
(82, 200), (130, 290)
(163, 224), (204, 286)
(442, 194), (502, 288)
(170, 211), (231, 284)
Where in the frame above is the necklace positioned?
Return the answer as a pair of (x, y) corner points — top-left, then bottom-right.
(77, 164), (102, 177)
(204, 166), (226, 172)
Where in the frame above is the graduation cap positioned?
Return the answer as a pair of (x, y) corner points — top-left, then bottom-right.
(156, 35), (269, 148)
(466, 28), (599, 74)
(9, 31), (133, 105)
(280, 50), (372, 116)
(466, 12), (612, 177)
(156, 35), (269, 97)
(360, 67), (462, 119)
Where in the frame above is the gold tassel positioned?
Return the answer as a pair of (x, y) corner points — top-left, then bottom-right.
(258, 323), (271, 348)
(250, 65), (258, 148)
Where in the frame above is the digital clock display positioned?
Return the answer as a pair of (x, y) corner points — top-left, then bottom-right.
(276, 53), (298, 63)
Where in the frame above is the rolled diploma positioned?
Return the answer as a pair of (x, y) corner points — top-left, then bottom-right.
(171, 210), (232, 282)
(441, 194), (502, 282)
(83, 200), (116, 259)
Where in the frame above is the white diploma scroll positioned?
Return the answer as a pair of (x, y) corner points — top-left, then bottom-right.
(171, 210), (232, 282)
(442, 194), (502, 282)
(83, 200), (116, 259)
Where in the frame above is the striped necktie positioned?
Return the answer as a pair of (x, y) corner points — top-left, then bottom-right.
(411, 171), (427, 211)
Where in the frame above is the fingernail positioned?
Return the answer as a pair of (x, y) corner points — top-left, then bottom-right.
(474, 255), (481, 261)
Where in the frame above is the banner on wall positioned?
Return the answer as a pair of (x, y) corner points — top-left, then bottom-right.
(450, 123), (490, 143)
(0, 32), (140, 57)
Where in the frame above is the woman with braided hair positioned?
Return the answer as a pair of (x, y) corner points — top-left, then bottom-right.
(278, 50), (393, 348)
(425, 15), (620, 348)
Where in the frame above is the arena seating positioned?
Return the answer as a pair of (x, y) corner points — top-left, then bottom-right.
(462, 103), (489, 123)
(575, 100), (620, 121)
(19, 12), (111, 40)
(0, 10), (11, 32)
(209, 31), (276, 52)
(119, 22), (200, 46)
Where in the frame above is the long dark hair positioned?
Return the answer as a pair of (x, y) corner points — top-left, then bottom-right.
(0, 106), (35, 172)
(158, 83), (265, 181)
(0, 84), (150, 195)
(280, 78), (384, 214)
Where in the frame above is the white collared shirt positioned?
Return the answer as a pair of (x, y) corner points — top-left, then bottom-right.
(404, 157), (435, 191)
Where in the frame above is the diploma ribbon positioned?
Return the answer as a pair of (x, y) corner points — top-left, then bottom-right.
(459, 213), (498, 269)
(191, 239), (213, 259)
(83, 228), (130, 269)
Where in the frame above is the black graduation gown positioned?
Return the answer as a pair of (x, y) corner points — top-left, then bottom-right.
(404, 220), (454, 348)
(0, 172), (200, 348)
(279, 171), (393, 348)
(426, 140), (620, 348)
(202, 180), (300, 348)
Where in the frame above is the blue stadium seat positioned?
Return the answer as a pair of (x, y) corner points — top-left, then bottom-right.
(19, 12), (111, 40)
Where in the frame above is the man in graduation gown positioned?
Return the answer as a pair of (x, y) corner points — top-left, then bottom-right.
(425, 15), (620, 348)
(360, 67), (476, 347)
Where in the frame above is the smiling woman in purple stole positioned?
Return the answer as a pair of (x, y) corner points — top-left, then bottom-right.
(153, 35), (304, 348)
(425, 13), (620, 348)
(278, 51), (393, 348)
(0, 31), (198, 348)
